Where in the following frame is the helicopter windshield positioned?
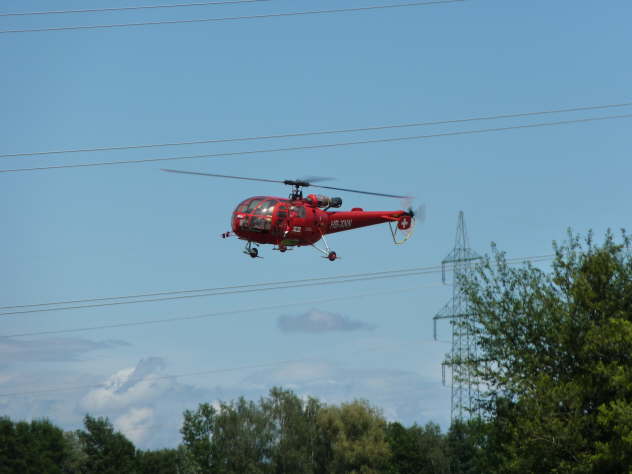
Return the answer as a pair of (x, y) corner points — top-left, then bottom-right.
(235, 198), (262, 214)
(253, 199), (277, 216)
(245, 199), (263, 213)
(233, 198), (280, 234)
(235, 198), (278, 216)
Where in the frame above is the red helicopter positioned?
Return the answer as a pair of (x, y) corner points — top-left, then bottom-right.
(163, 169), (422, 261)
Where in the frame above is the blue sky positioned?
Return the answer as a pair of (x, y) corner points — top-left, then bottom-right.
(1, 0), (631, 448)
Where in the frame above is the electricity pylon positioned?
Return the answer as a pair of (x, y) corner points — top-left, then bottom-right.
(433, 211), (481, 421)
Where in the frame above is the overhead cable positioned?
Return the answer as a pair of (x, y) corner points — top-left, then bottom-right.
(0, 0), (465, 35)
(0, 1), (271, 17)
(0, 269), (451, 316)
(2, 102), (630, 159)
(1, 114), (630, 174)
(0, 255), (552, 311)
(3, 286), (422, 338)
(0, 255), (554, 317)
(0, 265), (444, 310)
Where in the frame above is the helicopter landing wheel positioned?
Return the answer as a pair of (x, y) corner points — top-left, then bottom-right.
(249, 248), (258, 258)
(279, 245), (287, 253)
(327, 251), (337, 261)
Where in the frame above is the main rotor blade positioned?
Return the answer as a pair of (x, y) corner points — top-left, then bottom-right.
(162, 168), (409, 199)
(309, 183), (411, 199)
(162, 169), (285, 185)
(298, 175), (334, 184)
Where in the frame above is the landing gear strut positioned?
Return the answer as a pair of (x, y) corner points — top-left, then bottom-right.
(244, 241), (259, 258)
(312, 233), (338, 261)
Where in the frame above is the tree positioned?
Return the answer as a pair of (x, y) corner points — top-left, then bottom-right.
(62, 431), (89, 474)
(180, 402), (215, 472)
(180, 389), (394, 474)
(181, 397), (273, 473)
(446, 419), (487, 474)
(0, 417), (68, 474)
(454, 230), (632, 472)
(174, 445), (202, 474)
(260, 387), (321, 474)
(136, 448), (179, 474)
(386, 422), (449, 474)
(316, 400), (391, 474)
(181, 387), (323, 473)
(77, 415), (137, 474)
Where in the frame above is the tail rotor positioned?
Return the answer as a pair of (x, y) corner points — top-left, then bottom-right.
(390, 203), (425, 244)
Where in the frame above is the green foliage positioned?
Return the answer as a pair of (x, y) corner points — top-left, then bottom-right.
(136, 448), (179, 474)
(180, 388), (394, 474)
(386, 422), (449, 474)
(316, 400), (391, 474)
(62, 431), (89, 474)
(260, 387), (321, 473)
(446, 419), (488, 474)
(77, 415), (137, 474)
(0, 417), (67, 474)
(455, 230), (632, 473)
(181, 396), (273, 473)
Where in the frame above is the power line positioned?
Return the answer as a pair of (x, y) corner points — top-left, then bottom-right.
(0, 255), (553, 317)
(0, 0), (271, 17)
(0, 0), (465, 35)
(0, 269), (450, 316)
(2, 102), (630, 159)
(2, 286), (421, 338)
(1, 114), (630, 174)
(0, 265), (443, 311)
(0, 255), (553, 311)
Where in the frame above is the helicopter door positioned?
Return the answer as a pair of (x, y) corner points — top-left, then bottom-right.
(275, 204), (289, 235)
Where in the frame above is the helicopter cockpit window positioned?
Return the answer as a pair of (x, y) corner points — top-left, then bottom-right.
(248, 199), (276, 232)
(235, 200), (250, 213)
(245, 199), (263, 213)
(253, 200), (277, 216)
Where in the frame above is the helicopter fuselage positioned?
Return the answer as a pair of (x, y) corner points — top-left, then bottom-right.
(231, 193), (412, 248)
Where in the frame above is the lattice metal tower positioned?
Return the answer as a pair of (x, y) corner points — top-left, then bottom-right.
(433, 211), (481, 421)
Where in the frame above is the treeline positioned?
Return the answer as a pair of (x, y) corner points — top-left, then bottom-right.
(0, 390), (479, 473)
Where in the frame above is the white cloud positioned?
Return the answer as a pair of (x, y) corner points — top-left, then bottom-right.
(1, 354), (213, 449)
(74, 357), (218, 449)
(277, 309), (375, 333)
(80, 357), (173, 412)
